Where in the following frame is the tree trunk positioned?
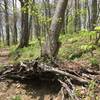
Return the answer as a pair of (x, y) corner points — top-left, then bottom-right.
(0, 6), (2, 42)
(87, 1), (91, 30)
(12, 0), (17, 44)
(74, 0), (81, 32)
(42, 0), (68, 58)
(18, 0), (29, 48)
(4, 0), (10, 46)
(43, 0), (51, 33)
(32, 0), (40, 38)
(90, 0), (97, 30)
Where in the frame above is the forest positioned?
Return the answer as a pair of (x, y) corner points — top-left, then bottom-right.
(0, 0), (100, 100)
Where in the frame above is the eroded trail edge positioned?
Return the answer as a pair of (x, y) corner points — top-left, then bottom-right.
(0, 48), (9, 65)
(0, 59), (100, 99)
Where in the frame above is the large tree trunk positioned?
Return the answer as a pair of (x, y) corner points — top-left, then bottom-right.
(42, 0), (68, 58)
(18, 0), (29, 48)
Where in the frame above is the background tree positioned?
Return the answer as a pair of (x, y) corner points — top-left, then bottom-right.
(90, 0), (97, 30)
(4, 0), (10, 46)
(74, 0), (81, 32)
(12, 0), (17, 44)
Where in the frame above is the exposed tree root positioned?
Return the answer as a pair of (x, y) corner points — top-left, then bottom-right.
(0, 59), (100, 99)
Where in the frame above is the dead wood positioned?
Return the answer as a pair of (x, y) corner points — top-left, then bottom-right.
(38, 63), (89, 85)
(0, 60), (100, 85)
(80, 68), (100, 75)
(0, 59), (100, 100)
(58, 79), (79, 100)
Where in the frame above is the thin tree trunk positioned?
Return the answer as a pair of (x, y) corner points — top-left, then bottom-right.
(87, 0), (91, 30)
(32, 0), (40, 38)
(4, 0), (10, 46)
(74, 0), (81, 32)
(90, 0), (97, 30)
(12, 0), (17, 44)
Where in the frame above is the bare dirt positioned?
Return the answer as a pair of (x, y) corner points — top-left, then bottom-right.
(0, 79), (62, 100)
(0, 48), (9, 65)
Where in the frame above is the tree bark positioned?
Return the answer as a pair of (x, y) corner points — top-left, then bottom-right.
(4, 0), (10, 46)
(42, 0), (68, 58)
(12, 0), (17, 44)
(74, 0), (81, 32)
(32, 0), (40, 38)
(18, 0), (29, 48)
(90, 0), (97, 30)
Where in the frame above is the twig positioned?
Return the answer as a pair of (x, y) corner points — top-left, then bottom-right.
(58, 79), (79, 100)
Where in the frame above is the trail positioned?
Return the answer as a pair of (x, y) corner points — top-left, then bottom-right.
(0, 48), (9, 65)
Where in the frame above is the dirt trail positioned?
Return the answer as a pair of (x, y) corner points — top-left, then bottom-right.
(0, 48), (9, 65)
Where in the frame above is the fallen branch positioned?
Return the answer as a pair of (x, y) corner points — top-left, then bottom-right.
(81, 68), (100, 75)
(58, 79), (79, 100)
(38, 63), (89, 85)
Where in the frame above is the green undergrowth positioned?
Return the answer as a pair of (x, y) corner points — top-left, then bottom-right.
(8, 30), (100, 66)
(0, 42), (3, 48)
(75, 80), (100, 100)
(9, 38), (41, 63)
(59, 30), (100, 66)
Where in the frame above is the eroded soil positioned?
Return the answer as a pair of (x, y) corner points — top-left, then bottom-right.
(0, 79), (62, 100)
(0, 49), (100, 100)
(0, 48), (9, 65)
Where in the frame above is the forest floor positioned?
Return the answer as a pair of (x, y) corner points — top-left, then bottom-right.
(0, 48), (10, 65)
(0, 58), (100, 100)
(0, 48), (62, 100)
(0, 79), (62, 100)
(0, 32), (100, 100)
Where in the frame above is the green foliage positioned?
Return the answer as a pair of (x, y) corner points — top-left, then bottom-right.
(9, 38), (40, 63)
(0, 42), (3, 48)
(78, 8), (87, 16)
(68, 51), (82, 60)
(90, 58), (98, 66)
(80, 44), (96, 52)
(90, 57), (99, 69)
(86, 80), (99, 100)
(67, 37), (78, 43)
(11, 95), (21, 100)
(59, 30), (99, 61)
(95, 26), (100, 32)
(8, 30), (100, 66)
(67, 15), (74, 34)
(88, 80), (96, 90)
(21, 0), (52, 26)
(80, 30), (96, 37)
(75, 80), (99, 99)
